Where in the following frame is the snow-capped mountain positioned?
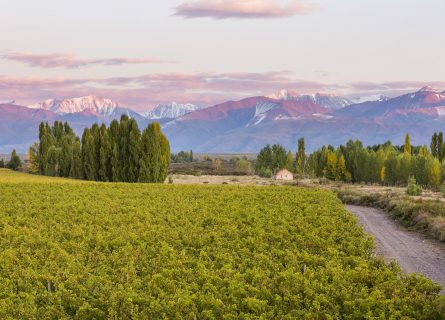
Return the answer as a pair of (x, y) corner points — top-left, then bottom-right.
(28, 95), (119, 117)
(144, 102), (200, 120)
(3, 87), (445, 153)
(265, 90), (354, 110)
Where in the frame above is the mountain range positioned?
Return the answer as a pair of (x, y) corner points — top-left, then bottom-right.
(1, 87), (444, 153)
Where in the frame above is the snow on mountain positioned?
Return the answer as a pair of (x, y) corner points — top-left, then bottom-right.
(265, 90), (354, 110)
(418, 86), (444, 93)
(351, 95), (389, 104)
(28, 95), (119, 117)
(144, 102), (200, 120)
(247, 101), (280, 126)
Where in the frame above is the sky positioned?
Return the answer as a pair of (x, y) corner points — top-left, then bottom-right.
(0, 0), (444, 111)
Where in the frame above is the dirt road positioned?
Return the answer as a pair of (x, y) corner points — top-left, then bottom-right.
(346, 205), (445, 293)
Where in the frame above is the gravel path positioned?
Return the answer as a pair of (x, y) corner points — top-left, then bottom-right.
(346, 205), (445, 293)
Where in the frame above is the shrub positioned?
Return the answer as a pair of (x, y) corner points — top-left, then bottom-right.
(168, 176), (174, 184)
(406, 176), (422, 196)
(258, 167), (272, 178)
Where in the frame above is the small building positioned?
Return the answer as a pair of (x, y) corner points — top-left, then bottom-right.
(273, 169), (294, 181)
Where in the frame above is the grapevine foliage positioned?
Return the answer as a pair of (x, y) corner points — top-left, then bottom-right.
(0, 169), (444, 319)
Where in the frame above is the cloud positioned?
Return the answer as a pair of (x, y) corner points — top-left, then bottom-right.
(0, 71), (333, 110)
(347, 81), (445, 98)
(0, 51), (169, 69)
(0, 73), (443, 111)
(174, 0), (317, 19)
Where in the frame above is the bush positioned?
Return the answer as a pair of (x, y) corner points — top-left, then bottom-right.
(406, 176), (422, 196)
(258, 167), (272, 178)
(168, 176), (174, 184)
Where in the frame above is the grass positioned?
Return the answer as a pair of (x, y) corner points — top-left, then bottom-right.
(337, 188), (445, 242)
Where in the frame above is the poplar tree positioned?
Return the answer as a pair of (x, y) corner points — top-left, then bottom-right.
(325, 151), (337, 180)
(127, 119), (141, 182)
(119, 115), (130, 181)
(28, 142), (39, 174)
(159, 133), (171, 182)
(336, 155), (349, 181)
(438, 132), (444, 161)
(431, 132), (438, 158)
(404, 133), (411, 155)
(140, 123), (160, 182)
(296, 137), (307, 177)
(82, 130), (96, 181)
(99, 127), (112, 182)
(70, 138), (82, 179)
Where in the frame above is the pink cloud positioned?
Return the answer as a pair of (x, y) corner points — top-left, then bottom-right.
(0, 51), (169, 69)
(174, 0), (318, 19)
(1, 73), (443, 111)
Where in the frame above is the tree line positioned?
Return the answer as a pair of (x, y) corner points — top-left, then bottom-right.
(256, 133), (445, 189)
(0, 149), (22, 171)
(30, 115), (170, 183)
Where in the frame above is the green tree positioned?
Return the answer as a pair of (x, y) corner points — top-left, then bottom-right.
(119, 115), (130, 181)
(7, 149), (22, 171)
(46, 146), (60, 176)
(59, 135), (73, 177)
(0, 158), (4, 168)
(404, 133), (411, 155)
(255, 145), (273, 175)
(426, 156), (441, 189)
(139, 122), (171, 183)
(285, 151), (293, 172)
(82, 130), (96, 181)
(325, 151), (337, 180)
(431, 132), (438, 158)
(438, 132), (444, 161)
(127, 119), (141, 182)
(99, 125), (112, 182)
(28, 142), (39, 174)
(336, 154), (351, 182)
(296, 137), (307, 177)
(70, 138), (82, 179)
(271, 144), (287, 173)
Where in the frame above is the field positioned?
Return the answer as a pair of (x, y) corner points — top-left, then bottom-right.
(0, 169), (444, 319)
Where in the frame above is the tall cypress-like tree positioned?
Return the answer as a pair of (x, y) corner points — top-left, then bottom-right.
(82, 129), (96, 181)
(140, 123), (161, 182)
(296, 137), (306, 177)
(404, 133), (412, 155)
(108, 120), (121, 181)
(99, 126), (112, 182)
(431, 132), (438, 158)
(70, 138), (82, 179)
(91, 123), (101, 180)
(127, 119), (141, 182)
(59, 135), (73, 177)
(119, 115), (130, 181)
(438, 132), (444, 161)
(46, 145), (60, 176)
(28, 142), (39, 174)
(159, 130), (171, 182)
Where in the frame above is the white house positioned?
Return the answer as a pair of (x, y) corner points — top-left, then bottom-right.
(273, 169), (294, 181)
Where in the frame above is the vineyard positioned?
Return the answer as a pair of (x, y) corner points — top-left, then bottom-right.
(0, 169), (444, 319)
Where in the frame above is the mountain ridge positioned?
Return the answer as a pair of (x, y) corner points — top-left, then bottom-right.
(2, 87), (445, 153)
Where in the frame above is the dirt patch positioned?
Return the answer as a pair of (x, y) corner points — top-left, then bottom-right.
(347, 205), (445, 293)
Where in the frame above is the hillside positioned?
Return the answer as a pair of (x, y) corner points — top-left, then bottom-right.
(1, 87), (445, 153)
